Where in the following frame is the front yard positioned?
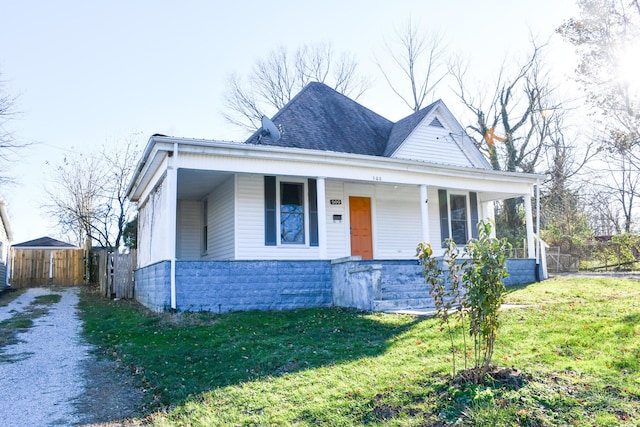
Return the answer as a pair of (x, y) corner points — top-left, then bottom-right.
(79, 276), (640, 426)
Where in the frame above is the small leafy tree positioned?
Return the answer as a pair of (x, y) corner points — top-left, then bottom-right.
(417, 220), (511, 383)
(417, 240), (466, 376)
(463, 221), (511, 376)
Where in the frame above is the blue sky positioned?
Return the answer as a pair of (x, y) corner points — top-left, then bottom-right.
(0, 0), (578, 243)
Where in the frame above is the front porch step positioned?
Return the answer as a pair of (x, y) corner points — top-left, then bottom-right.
(381, 283), (429, 292)
(381, 289), (433, 300)
(373, 297), (436, 312)
(380, 270), (423, 285)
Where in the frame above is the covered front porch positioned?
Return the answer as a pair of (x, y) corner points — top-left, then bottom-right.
(131, 137), (546, 312)
(172, 169), (543, 263)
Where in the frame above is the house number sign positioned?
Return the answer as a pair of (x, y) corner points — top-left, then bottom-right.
(330, 199), (342, 205)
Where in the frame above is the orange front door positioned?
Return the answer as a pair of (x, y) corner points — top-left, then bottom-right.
(349, 196), (373, 259)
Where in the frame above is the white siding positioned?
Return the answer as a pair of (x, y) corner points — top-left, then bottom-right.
(177, 200), (201, 259)
(393, 118), (474, 167)
(236, 174), (319, 260)
(137, 177), (168, 267)
(205, 175), (235, 260)
(427, 187), (442, 246)
(0, 215), (8, 288)
(325, 180), (347, 259)
(374, 185), (422, 259)
(226, 175), (489, 261)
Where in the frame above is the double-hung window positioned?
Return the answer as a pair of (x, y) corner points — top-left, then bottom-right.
(438, 189), (479, 246)
(449, 194), (468, 245)
(264, 176), (319, 247)
(280, 182), (305, 244)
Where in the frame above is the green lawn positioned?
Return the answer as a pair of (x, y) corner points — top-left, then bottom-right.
(0, 289), (62, 362)
(79, 276), (640, 426)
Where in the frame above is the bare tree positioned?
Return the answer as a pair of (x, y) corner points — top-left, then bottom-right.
(587, 131), (640, 234)
(44, 153), (106, 248)
(0, 72), (30, 186)
(44, 137), (140, 250)
(541, 110), (594, 212)
(558, 0), (640, 137)
(377, 20), (450, 113)
(222, 43), (369, 132)
(99, 137), (140, 249)
(559, 0), (640, 231)
(452, 41), (556, 242)
(453, 41), (553, 173)
(539, 111), (595, 254)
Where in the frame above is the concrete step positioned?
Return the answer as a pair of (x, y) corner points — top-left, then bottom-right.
(381, 290), (433, 300)
(373, 297), (436, 312)
(377, 264), (424, 285)
(381, 282), (429, 291)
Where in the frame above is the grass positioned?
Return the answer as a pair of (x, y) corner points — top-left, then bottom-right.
(0, 287), (25, 306)
(78, 276), (640, 426)
(0, 288), (63, 362)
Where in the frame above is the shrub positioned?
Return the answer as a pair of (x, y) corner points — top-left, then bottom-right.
(417, 220), (511, 383)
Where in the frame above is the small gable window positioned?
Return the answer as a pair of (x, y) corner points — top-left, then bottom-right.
(429, 117), (444, 128)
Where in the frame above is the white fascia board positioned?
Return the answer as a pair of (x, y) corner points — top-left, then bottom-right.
(136, 135), (544, 200)
(178, 151), (536, 195)
(175, 139), (543, 180)
(128, 143), (174, 202)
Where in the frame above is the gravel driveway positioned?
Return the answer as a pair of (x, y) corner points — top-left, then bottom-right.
(0, 287), (142, 427)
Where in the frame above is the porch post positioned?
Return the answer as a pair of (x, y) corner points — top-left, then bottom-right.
(482, 202), (497, 238)
(536, 179), (541, 261)
(524, 193), (535, 259)
(419, 185), (430, 243)
(167, 143), (178, 309)
(317, 177), (327, 259)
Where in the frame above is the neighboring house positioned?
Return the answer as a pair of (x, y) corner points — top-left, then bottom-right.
(10, 236), (84, 287)
(0, 199), (13, 291)
(127, 82), (546, 313)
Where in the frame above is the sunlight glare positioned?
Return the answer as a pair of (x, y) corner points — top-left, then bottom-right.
(617, 40), (640, 95)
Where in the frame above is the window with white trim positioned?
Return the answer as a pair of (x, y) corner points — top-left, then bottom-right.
(449, 194), (468, 245)
(280, 181), (305, 244)
(438, 189), (479, 246)
(265, 176), (319, 247)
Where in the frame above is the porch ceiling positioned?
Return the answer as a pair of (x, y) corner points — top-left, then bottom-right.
(177, 169), (232, 200)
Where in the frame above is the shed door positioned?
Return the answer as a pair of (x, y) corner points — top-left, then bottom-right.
(349, 196), (373, 260)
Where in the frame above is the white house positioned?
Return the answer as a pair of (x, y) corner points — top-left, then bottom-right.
(127, 82), (545, 313)
(0, 199), (13, 291)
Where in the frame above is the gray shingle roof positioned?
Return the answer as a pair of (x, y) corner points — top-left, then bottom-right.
(245, 82), (393, 156)
(244, 82), (483, 169)
(13, 236), (77, 248)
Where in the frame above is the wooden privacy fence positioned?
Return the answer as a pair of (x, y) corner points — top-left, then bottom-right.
(10, 248), (85, 288)
(91, 249), (136, 299)
(111, 250), (136, 299)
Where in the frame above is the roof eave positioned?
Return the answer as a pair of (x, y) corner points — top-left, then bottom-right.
(145, 136), (545, 184)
